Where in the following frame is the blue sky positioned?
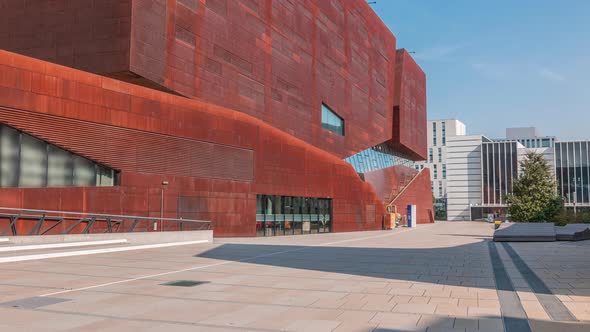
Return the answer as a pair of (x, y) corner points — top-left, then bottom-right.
(372, 0), (590, 139)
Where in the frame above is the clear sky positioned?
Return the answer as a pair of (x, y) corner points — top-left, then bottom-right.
(372, 0), (590, 140)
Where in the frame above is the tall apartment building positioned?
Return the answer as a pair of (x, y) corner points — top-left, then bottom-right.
(415, 120), (466, 198)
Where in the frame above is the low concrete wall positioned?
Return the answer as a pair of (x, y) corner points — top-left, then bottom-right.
(3, 230), (213, 245)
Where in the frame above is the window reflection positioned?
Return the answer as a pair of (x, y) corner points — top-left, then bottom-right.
(344, 143), (414, 174)
(321, 103), (344, 136)
(481, 142), (518, 205)
(256, 194), (332, 237)
(556, 141), (590, 204)
(0, 124), (118, 188)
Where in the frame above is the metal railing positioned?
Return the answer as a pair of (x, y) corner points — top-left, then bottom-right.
(0, 207), (210, 236)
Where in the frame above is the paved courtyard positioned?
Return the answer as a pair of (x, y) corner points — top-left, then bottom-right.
(0, 222), (589, 331)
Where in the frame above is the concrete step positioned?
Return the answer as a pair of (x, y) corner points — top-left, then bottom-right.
(0, 239), (128, 253)
(0, 239), (210, 264)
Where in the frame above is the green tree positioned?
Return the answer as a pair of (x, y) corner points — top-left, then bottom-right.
(506, 151), (563, 222)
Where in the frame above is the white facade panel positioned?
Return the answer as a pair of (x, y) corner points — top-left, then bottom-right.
(446, 135), (485, 221)
(414, 119), (467, 199)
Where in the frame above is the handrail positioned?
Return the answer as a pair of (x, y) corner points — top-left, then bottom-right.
(0, 207), (211, 236)
(386, 168), (424, 211)
(0, 207), (208, 223)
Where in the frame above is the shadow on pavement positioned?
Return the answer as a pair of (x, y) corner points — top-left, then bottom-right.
(195, 240), (582, 298)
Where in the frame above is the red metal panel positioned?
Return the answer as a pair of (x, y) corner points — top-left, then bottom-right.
(363, 166), (419, 205)
(0, 107), (254, 182)
(0, 0), (429, 162)
(390, 49), (428, 160)
(364, 167), (433, 224)
(0, 0), (432, 236)
(128, 0), (398, 159)
(0, 50), (397, 236)
(0, 0), (132, 74)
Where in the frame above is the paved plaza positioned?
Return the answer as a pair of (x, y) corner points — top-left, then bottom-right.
(0, 222), (589, 331)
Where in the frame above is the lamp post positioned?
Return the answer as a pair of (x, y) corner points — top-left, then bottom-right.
(573, 191), (577, 215)
(160, 180), (169, 232)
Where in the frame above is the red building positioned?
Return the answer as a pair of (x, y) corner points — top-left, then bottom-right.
(0, 0), (432, 236)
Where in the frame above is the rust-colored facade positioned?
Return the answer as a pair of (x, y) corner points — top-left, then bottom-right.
(0, 0), (432, 237)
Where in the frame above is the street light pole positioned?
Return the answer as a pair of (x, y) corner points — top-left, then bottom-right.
(160, 180), (169, 232)
(573, 191), (577, 215)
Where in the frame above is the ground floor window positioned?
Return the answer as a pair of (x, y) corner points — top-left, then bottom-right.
(0, 124), (118, 188)
(256, 195), (332, 237)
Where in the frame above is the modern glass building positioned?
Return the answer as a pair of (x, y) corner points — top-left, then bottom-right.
(481, 141), (518, 206)
(555, 141), (590, 206)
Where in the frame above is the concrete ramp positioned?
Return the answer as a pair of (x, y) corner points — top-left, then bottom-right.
(555, 224), (590, 241)
(493, 223), (556, 242)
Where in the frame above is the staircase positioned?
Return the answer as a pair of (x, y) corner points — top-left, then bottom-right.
(386, 168), (424, 211)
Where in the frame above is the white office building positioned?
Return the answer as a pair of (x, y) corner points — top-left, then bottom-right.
(446, 135), (489, 221)
(415, 119), (466, 199)
(446, 127), (563, 221)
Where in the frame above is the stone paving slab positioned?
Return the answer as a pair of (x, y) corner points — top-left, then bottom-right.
(0, 222), (587, 331)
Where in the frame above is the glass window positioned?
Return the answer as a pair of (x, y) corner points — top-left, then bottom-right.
(432, 123), (437, 146)
(575, 142), (582, 204)
(0, 125), (19, 187)
(343, 143), (414, 174)
(73, 155), (96, 186)
(256, 194), (332, 237)
(482, 144), (489, 204)
(582, 142), (589, 203)
(433, 164), (438, 179)
(565, 142), (576, 203)
(438, 148), (442, 162)
(47, 145), (73, 187)
(0, 123), (117, 188)
(19, 134), (47, 187)
(429, 148), (433, 163)
(321, 103), (344, 136)
(496, 143), (509, 204)
(96, 164), (115, 187)
(442, 122), (446, 146)
(555, 143), (563, 199)
(442, 164), (447, 179)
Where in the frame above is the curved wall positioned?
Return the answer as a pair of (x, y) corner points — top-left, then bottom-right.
(0, 50), (386, 236)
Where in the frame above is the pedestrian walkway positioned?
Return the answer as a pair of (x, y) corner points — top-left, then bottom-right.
(0, 222), (588, 331)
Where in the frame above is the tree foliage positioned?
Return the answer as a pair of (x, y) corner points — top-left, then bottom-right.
(506, 151), (563, 222)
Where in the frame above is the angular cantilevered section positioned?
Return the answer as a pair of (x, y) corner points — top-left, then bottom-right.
(390, 49), (428, 161)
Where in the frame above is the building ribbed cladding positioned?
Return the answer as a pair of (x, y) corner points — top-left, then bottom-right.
(555, 141), (590, 205)
(0, 124), (116, 188)
(481, 141), (518, 205)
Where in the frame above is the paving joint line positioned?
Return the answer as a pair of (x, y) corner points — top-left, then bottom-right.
(488, 241), (532, 332)
(34, 308), (278, 332)
(39, 227), (421, 297)
(501, 242), (577, 322)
